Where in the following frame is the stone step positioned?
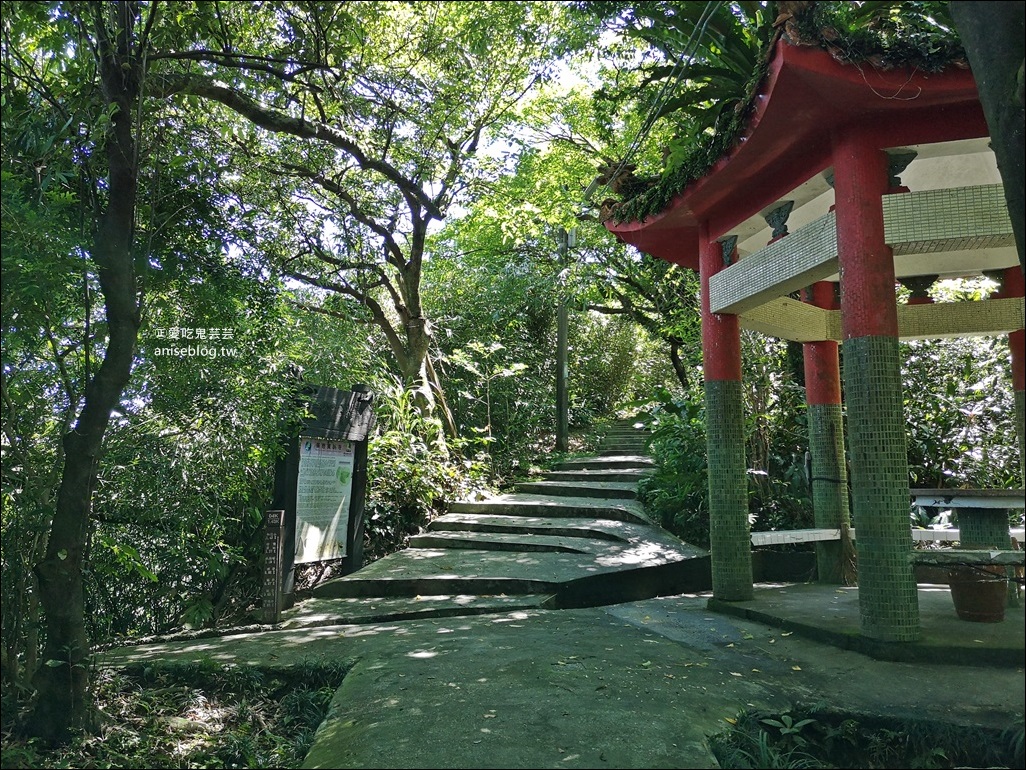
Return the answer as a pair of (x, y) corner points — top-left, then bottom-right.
(599, 442), (649, 452)
(303, 423), (699, 618)
(514, 481), (637, 500)
(447, 494), (650, 524)
(555, 456), (655, 471)
(310, 539), (707, 603)
(311, 549), (559, 598)
(280, 593), (556, 627)
(596, 447), (651, 456)
(408, 531), (594, 554)
(427, 513), (632, 543)
(541, 468), (652, 483)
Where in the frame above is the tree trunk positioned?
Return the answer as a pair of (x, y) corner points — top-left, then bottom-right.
(400, 317), (435, 411)
(950, 1), (1026, 275)
(668, 339), (691, 391)
(426, 354), (459, 439)
(28, 1), (142, 743)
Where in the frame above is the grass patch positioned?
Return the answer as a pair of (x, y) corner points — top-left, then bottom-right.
(709, 705), (1025, 769)
(1, 658), (351, 769)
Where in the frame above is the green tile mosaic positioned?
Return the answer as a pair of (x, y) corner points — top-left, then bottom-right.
(843, 335), (920, 642)
(808, 403), (850, 584)
(709, 212), (838, 315)
(1016, 389), (1025, 488)
(706, 378), (753, 601)
(958, 509), (1014, 549)
(883, 184), (1013, 253)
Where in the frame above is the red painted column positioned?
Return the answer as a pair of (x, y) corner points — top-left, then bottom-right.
(834, 126), (920, 642)
(700, 224), (752, 601)
(700, 236), (742, 384)
(804, 282), (842, 406)
(802, 281), (850, 583)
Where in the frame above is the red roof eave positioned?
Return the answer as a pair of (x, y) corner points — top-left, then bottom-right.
(604, 43), (987, 270)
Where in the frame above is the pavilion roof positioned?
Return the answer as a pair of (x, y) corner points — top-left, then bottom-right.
(604, 42), (987, 271)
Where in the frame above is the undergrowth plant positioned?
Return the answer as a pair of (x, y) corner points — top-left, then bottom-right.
(0, 659), (350, 769)
(710, 705), (1025, 769)
(364, 376), (492, 561)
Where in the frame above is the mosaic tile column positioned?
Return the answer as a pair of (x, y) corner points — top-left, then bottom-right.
(700, 228), (753, 601)
(802, 281), (850, 584)
(834, 130), (920, 642)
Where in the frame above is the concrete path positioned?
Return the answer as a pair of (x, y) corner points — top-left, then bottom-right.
(103, 590), (1024, 769)
(99, 419), (1025, 768)
(294, 420), (709, 626)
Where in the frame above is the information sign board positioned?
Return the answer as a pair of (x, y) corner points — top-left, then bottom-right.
(294, 437), (355, 563)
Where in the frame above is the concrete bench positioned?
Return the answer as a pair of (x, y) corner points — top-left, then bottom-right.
(750, 528), (841, 546)
(750, 527), (1025, 547)
(910, 549), (1025, 568)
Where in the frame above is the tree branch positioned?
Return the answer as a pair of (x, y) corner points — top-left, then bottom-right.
(150, 73), (442, 219)
(279, 163), (407, 266)
(286, 270), (407, 362)
(148, 49), (328, 81)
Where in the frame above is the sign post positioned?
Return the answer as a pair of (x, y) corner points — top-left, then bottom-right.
(264, 384), (376, 619)
(262, 509), (285, 624)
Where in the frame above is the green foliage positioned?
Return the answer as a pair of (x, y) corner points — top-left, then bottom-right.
(759, 713), (818, 751)
(711, 705), (1024, 769)
(742, 334), (813, 536)
(793, 1), (962, 72)
(1, 3), (1021, 745)
(423, 109), (689, 481)
(711, 709), (823, 769)
(635, 387), (711, 546)
(363, 377), (491, 561)
(901, 280), (1020, 488)
(0, 660), (350, 769)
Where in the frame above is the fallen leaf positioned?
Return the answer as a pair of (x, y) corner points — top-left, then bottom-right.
(791, 665), (802, 671)
(729, 672), (743, 677)
(781, 631), (793, 637)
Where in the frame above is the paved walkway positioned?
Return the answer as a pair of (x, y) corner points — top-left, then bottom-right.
(101, 421), (1025, 768)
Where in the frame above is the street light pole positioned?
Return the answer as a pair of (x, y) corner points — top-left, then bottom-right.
(556, 228), (571, 452)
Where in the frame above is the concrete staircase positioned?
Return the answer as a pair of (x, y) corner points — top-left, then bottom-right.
(283, 419), (708, 628)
